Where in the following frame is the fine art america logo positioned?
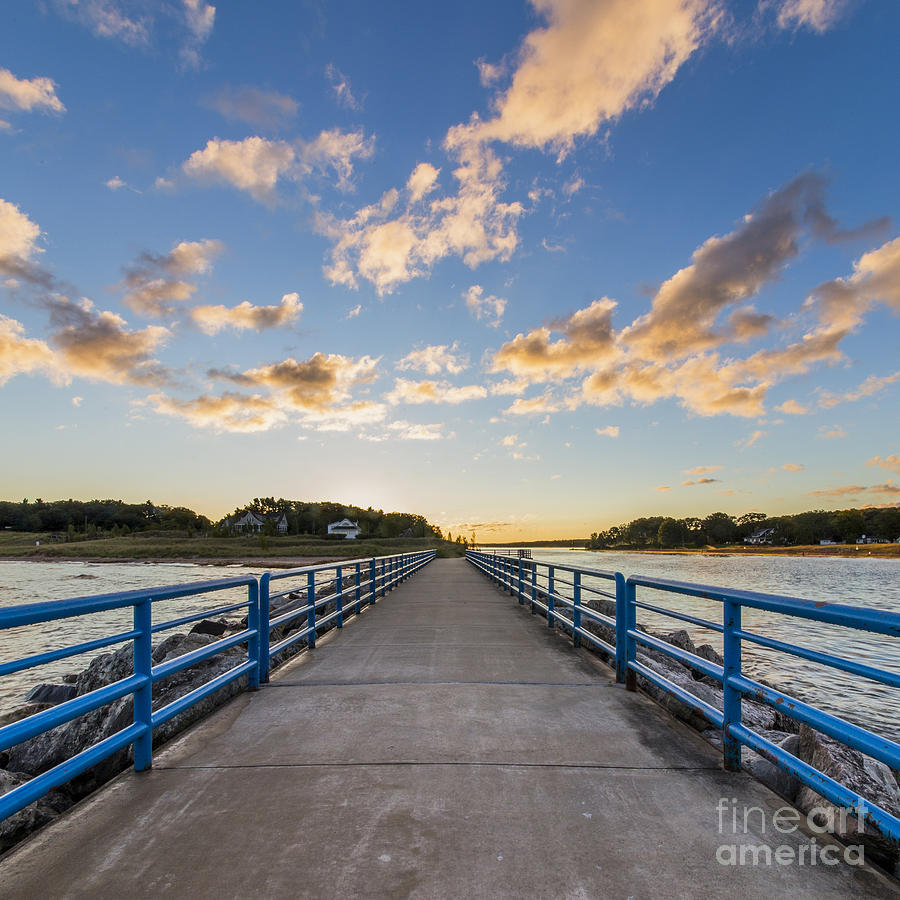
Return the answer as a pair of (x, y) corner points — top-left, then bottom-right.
(715, 798), (866, 867)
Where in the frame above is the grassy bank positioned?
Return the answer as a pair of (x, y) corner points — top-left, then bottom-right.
(0, 531), (466, 564)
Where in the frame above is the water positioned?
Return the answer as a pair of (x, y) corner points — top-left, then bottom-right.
(0, 560), (264, 713)
(1, 554), (897, 743)
(530, 549), (900, 742)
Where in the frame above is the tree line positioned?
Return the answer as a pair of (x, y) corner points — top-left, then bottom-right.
(588, 507), (900, 550)
(0, 496), (445, 541)
(223, 497), (443, 540)
(0, 499), (210, 536)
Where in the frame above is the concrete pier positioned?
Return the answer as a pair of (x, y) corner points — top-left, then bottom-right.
(2, 558), (897, 898)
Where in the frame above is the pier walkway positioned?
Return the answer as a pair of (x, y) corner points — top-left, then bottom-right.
(2, 558), (896, 898)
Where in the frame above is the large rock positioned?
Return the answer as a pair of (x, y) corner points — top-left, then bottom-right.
(24, 684), (77, 705)
(0, 771), (61, 854)
(792, 724), (900, 871)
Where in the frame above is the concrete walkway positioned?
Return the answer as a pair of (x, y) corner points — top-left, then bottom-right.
(2, 558), (897, 898)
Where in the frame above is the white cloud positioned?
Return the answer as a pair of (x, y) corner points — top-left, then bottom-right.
(595, 425), (619, 438)
(464, 285), (507, 327)
(765, 0), (847, 33)
(182, 137), (296, 203)
(406, 163), (440, 203)
(0, 68), (65, 114)
(397, 342), (468, 376)
(385, 378), (487, 406)
(468, 0), (721, 155)
(347, 304), (362, 319)
(0, 199), (43, 270)
(180, 129), (373, 202)
(325, 64), (362, 110)
(387, 420), (445, 441)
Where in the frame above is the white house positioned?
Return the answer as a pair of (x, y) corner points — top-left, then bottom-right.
(274, 513), (288, 534)
(232, 511), (266, 534)
(744, 527), (775, 545)
(327, 518), (360, 539)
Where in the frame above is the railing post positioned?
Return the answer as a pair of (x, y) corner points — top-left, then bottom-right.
(624, 578), (636, 691)
(530, 562), (537, 614)
(547, 566), (555, 628)
(336, 565), (343, 629)
(307, 571), (316, 649)
(573, 571), (581, 647)
(248, 579), (260, 690)
(370, 558), (377, 605)
(259, 573), (271, 683)
(517, 558), (524, 604)
(355, 562), (362, 615)
(614, 573), (628, 684)
(381, 559), (387, 597)
(723, 600), (742, 772)
(133, 598), (152, 771)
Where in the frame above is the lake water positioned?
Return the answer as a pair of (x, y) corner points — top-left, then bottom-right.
(532, 549), (899, 741)
(0, 554), (897, 742)
(0, 560), (264, 713)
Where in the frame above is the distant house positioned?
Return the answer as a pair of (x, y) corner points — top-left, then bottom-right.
(232, 511), (265, 534)
(229, 511), (288, 534)
(744, 527), (775, 545)
(327, 518), (360, 539)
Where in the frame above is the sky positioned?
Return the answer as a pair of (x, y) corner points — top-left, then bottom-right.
(1, 0), (899, 540)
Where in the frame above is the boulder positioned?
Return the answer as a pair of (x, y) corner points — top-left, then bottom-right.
(189, 619), (228, 637)
(24, 684), (77, 705)
(0, 771), (60, 854)
(792, 724), (900, 871)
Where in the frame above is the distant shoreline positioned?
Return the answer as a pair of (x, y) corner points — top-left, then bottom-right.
(479, 544), (900, 560)
(0, 555), (354, 568)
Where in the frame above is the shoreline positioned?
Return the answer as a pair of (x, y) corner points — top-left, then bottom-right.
(0, 555), (350, 568)
(479, 545), (900, 560)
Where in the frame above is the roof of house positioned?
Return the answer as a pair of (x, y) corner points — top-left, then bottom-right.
(329, 518), (359, 528)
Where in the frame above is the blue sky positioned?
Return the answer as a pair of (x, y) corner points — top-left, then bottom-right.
(1, 0), (898, 539)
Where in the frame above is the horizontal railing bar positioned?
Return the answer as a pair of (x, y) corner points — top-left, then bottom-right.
(0, 674), (147, 751)
(152, 660), (257, 728)
(632, 600), (723, 634)
(627, 575), (900, 636)
(578, 583), (616, 600)
(628, 660), (725, 728)
(0, 576), (258, 629)
(578, 607), (616, 628)
(315, 608), (341, 630)
(729, 723), (900, 841)
(150, 600), (249, 634)
(523, 561), (618, 581)
(151, 629), (255, 682)
(732, 628), (900, 689)
(728, 674), (900, 770)
(0, 722), (147, 822)
(264, 553), (427, 584)
(573, 625), (615, 657)
(0, 628), (141, 678)
(630, 629), (724, 681)
(268, 625), (315, 658)
(268, 604), (313, 630)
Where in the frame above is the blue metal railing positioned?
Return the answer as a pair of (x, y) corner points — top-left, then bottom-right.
(466, 549), (900, 841)
(0, 550), (434, 824)
(259, 550), (434, 682)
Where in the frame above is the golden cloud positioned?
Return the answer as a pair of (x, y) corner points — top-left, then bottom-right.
(385, 378), (487, 406)
(191, 292), (302, 334)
